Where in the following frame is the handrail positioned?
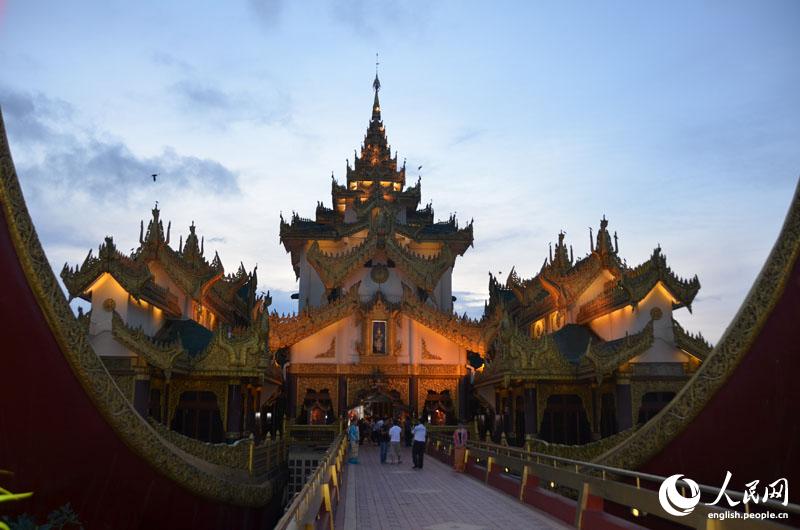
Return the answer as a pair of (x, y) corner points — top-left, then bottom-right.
(274, 431), (348, 530)
(428, 433), (800, 526)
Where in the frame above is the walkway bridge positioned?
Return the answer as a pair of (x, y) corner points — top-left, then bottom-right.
(276, 431), (799, 530)
(276, 433), (800, 530)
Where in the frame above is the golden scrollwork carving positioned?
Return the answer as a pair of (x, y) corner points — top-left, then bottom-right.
(401, 284), (498, 355)
(269, 282), (360, 350)
(671, 318), (712, 361)
(417, 378), (458, 415)
(296, 376), (339, 415)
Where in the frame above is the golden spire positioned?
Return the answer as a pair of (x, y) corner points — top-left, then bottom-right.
(372, 53), (381, 122)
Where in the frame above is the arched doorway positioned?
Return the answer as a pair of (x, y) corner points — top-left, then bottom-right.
(348, 387), (408, 421)
(170, 391), (224, 443)
(637, 391), (676, 424)
(539, 394), (591, 445)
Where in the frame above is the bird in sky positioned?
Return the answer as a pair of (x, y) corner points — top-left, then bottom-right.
(151, 173), (158, 182)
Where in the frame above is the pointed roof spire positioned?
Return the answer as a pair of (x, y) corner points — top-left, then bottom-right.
(372, 52), (382, 122)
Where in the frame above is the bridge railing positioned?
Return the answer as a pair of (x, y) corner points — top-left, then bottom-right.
(428, 433), (800, 529)
(274, 431), (348, 530)
(248, 431), (288, 480)
(286, 421), (344, 444)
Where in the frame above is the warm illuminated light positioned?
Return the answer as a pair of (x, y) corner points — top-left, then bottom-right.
(549, 481), (555, 488)
(631, 508), (640, 517)
(504, 467), (509, 473)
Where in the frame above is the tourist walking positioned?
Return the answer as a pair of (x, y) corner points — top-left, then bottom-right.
(452, 422), (468, 472)
(389, 419), (402, 464)
(411, 417), (427, 470)
(348, 420), (360, 464)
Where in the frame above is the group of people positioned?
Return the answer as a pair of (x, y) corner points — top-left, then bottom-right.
(346, 415), (470, 473)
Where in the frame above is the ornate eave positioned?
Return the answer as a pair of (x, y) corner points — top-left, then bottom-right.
(190, 323), (276, 380)
(112, 309), (276, 380)
(672, 318), (712, 361)
(576, 247), (700, 324)
(268, 282), (362, 350)
(302, 208), (465, 294)
(400, 284), (499, 355)
(476, 316), (657, 386)
(585, 319), (656, 382)
(61, 236), (152, 299)
(111, 311), (190, 373)
(205, 263), (258, 325)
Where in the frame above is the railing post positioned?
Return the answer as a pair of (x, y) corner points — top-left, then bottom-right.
(519, 465), (529, 501)
(248, 438), (255, 477)
(574, 482), (590, 528)
(322, 482), (333, 530)
(486, 456), (494, 483)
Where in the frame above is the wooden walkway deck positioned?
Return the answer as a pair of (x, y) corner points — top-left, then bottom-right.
(337, 444), (570, 530)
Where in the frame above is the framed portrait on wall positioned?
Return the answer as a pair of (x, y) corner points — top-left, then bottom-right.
(372, 320), (387, 355)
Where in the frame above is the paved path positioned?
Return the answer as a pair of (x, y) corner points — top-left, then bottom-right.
(339, 444), (570, 530)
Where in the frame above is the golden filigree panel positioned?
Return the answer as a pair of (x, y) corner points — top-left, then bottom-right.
(296, 376), (339, 415)
(417, 378), (458, 415)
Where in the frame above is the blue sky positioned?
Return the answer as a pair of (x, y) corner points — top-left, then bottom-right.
(1, 1), (798, 341)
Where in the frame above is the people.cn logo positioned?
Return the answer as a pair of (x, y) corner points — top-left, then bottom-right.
(658, 474), (701, 517)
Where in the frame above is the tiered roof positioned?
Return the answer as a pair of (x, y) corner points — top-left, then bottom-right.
(488, 216), (700, 327)
(279, 75), (473, 292)
(62, 205), (260, 326)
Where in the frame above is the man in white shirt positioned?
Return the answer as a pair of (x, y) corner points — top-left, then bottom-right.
(388, 419), (403, 465)
(411, 418), (427, 469)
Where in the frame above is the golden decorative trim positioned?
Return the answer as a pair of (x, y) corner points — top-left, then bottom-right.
(296, 376), (339, 416)
(0, 110), (276, 506)
(671, 317), (712, 361)
(268, 282), (360, 350)
(401, 284), (498, 355)
(594, 179), (800, 468)
(417, 378), (458, 416)
(288, 363), (464, 377)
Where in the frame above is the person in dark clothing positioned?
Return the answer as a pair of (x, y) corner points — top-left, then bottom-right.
(379, 419), (391, 464)
(404, 417), (412, 447)
(411, 417), (427, 470)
